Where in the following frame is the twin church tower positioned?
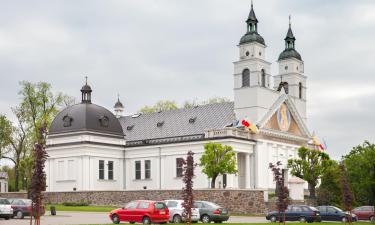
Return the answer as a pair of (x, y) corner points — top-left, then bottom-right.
(233, 3), (307, 125)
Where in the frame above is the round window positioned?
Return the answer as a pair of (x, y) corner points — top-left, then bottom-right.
(259, 52), (262, 56)
(285, 66), (288, 70)
(246, 51), (250, 56)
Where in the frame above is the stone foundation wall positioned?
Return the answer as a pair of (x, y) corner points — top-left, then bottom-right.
(0, 189), (266, 215)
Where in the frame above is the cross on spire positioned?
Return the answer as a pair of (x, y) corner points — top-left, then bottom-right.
(85, 76), (88, 85)
(289, 15), (291, 28)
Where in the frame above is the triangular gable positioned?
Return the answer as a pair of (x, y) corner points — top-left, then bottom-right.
(257, 94), (311, 138)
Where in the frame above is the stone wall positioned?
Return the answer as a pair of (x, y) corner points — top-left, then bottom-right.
(0, 189), (266, 215)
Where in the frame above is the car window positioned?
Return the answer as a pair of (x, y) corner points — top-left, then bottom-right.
(332, 207), (342, 212)
(125, 201), (138, 209)
(0, 199), (10, 204)
(309, 207), (318, 211)
(25, 200), (32, 206)
(365, 206), (373, 211)
(302, 206), (311, 212)
(193, 202), (203, 208)
(154, 202), (167, 209)
(138, 202), (150, 209)
(14, 200), (24, 205)
(166, 201), (178, 208)
(327, 207), (337, 213)
(292, 206), (302, 212)
(317, 206), (326, 212)
(205, 202), (220, 209)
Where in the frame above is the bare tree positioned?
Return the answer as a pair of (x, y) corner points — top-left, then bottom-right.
(269, 162), (289, 225)
(182, 151), (196, 225)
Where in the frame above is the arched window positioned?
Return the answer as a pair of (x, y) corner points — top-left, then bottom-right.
(261, 69), (266, 87)
(299, 82), (303, 99)
(242, 69), (250, 87)
(277, 82), (289, 94)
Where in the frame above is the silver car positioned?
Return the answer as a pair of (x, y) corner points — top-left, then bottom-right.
(164, 200), (200, 223)
(0, 198), (13, 220)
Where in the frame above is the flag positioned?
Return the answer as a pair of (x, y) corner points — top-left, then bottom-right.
(241, 119), (259, 134)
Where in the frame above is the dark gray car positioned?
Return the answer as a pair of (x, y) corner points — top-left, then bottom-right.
(193, 201), (229, 223)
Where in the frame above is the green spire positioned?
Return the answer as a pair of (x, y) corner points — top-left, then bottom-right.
(246, 0), (258, 33)
(284, 15), (296, 49)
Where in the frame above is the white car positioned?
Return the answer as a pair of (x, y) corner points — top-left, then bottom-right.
(165, 199), (200, 223)
(0, 198), (13, 220)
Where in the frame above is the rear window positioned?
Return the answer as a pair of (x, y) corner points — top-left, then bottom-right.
(309, 207), (318, 211)
(204, 202), (220, 209)
(166, 201), (178, 208)
(155, 202), (167, 209)
(0, 199), (10, 204)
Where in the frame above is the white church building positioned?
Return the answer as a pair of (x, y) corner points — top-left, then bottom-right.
(45, 4), (311, 200)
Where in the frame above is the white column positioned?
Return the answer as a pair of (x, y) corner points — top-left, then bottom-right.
(233, 153), (239, 188)
(245, 153), (251, 189)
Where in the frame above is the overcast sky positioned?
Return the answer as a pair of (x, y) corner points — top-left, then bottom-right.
(0, 0), (375, 159)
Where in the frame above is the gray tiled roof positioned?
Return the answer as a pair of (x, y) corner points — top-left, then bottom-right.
(119, 102), (235, 142)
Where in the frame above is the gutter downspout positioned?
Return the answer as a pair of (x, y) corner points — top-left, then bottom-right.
(158, 147), (162, 189)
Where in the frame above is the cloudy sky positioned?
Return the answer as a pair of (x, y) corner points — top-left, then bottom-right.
(0, 0), (374, 159)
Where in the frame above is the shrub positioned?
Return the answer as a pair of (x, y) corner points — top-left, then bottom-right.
(62, 201), (90, 206)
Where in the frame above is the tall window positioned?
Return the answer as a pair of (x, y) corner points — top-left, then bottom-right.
(242, 69), (250, 87)
(299, 82), (303, 99)
(176, 158), (184, 177)
(145, 160), (151, 179)
(58, 161), (64, 180)
(99, 160), (105, 180)
(108, 161), (114, 180)
(261, 69), (266, 87)
(135, 161), (141, 180)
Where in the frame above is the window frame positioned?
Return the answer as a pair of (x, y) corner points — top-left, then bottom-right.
(99, 160), (105, 180)
(242, 69), (250, 87)
(176, 158), (184, 177)
(135, 161), (141, 180)
(145, 160), (151, 179)
(108, 161), (114, 180)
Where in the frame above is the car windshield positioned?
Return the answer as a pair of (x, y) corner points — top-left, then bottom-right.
(309, 206), (318, 211)
(155, 202), (167, 209)
(0, 199), (10, 204)
(332, 206), (343, 212)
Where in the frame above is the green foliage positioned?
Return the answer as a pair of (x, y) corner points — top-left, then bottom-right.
(343, 141), (375, 206)
(139, 100), (178, 114)
(287, 147), (332, 199)
(0, 115), (12, 157)
(18, 81), (66, 143)
(200, 142), (237, 188)
(317, 161), (342, 207)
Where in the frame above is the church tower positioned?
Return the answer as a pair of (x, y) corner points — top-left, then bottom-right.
(234, 2), (275, 123)
(274, 17), (307, 123)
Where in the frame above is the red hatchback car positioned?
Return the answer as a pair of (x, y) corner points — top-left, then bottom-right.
(109, 200), (169, 224)
(352, 206), (374, 221)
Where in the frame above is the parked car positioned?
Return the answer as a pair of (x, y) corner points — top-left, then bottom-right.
(352, 206), (374, 221)
(193, 201), (229, 223)
(316, 206), (357, 222)
(164, 199), (200, 223)
(0, 198), (13, 220)
(266, 205), (321, 223)
(109, 200), (169, 224)
(8, 198), (45, 219)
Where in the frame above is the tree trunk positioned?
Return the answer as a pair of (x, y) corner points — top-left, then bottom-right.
(308, 182), (316, 200)
(211, 174), (218, 188)
(15, 164), (19, 191)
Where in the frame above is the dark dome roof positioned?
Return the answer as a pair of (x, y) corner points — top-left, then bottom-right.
(239, 32), (265, 45)
(49, 103), (124, 136)
(81, 84), (92, 92)
(114, 101), (123, 108)
(278, 48), (302, 61)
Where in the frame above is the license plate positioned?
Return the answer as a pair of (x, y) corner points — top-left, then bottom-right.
(160, 211), (165, 214)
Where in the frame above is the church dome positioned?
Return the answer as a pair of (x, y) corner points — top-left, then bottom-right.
(49, 80), (124, 136)
(278, 48), (302, 61)
(240, 32), (265, 45)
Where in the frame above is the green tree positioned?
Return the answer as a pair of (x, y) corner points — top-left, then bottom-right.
(19, 155), (34, 191)
(139, 100), (178, 114)
(317, 161), (342, 206)
(200, 142), (237, 188)
(287, 147), (332, 199)
(184, 97), (231, 109)
(343, 141), (375, 207)
(0, 115), (12, 157)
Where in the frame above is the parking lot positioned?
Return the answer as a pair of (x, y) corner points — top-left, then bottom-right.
(0, 212), (267, 225)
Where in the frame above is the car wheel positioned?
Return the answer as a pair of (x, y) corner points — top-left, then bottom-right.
(130, 222), (135, 224)
(16, 211), (24, 219)
(270, 216), (277, 223)
(5, 216), (10, 220)
(214, 221), (222, 223)
(112, 214), (120, 224)
(299, 217), (306, 223)
(342, 217), (347, 223)
(201, 215), (211, 223)
(143, 216), (151, 225)
(173, 214), (182, 223)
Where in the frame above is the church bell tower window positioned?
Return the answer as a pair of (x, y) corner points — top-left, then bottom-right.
(242, 69), (250, 87)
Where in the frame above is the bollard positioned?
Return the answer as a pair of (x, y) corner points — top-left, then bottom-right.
(50, 206), (56, 216)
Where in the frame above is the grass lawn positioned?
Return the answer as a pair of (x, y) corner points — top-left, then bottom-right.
(46, 204), (117, 212)
(76, 223), (371, 225)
